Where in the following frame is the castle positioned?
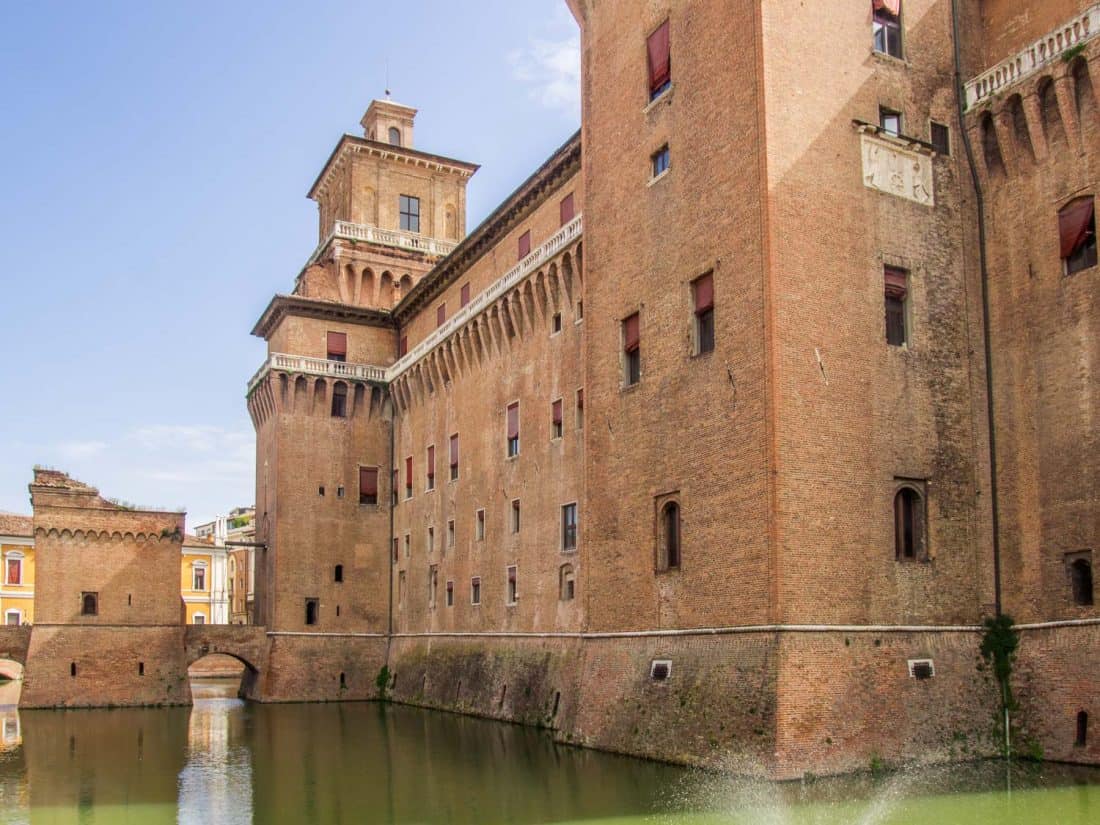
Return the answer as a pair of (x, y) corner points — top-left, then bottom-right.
(5, 0), (1098, 780)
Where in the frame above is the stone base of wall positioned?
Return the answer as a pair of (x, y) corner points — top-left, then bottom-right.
(21, 625), (192, 707)
(1015, 623), (1100, 766)
(256, 633), (388, 702)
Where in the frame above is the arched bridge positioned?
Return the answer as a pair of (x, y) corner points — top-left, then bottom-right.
(183, 625), (268, 699)
(0, 626), (31, 669)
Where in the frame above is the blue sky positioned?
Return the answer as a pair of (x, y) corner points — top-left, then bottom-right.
(0, 1), (579, 525)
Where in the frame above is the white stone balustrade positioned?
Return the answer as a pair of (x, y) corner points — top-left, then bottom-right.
(250, 214), (583, 396)
(965, 5), (1100, 108)
(304, 221), (459, 269)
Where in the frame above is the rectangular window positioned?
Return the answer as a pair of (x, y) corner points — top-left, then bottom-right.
(884, 266), (909, 347)
(337, 486), (344, 499)
(560, 192), (575, 225)
(405, 456), (413, 499)
(429, 565), (438, 609)
(551, 399), (564, 439)
(647, 19), (671, 100)
(399, 195), (421, 233)
(359, 466), (378, 505)
(460, 283), (471, 307)
(518, 230), (532, 261)
(194, 614), (206, 625)
(393, 538), (399, 563)
(576, 389), (584, 429)
(428, 526), (435, 554)
(562, 503), (578, 551)
(693, 272), (715, 355)
(448, 519), (455, 549)
(879, 106), (901, 136)
(623, 313), (641, 386)
(449, 433), (460, 480)
(476, 509), (485, 541)
(552, 312), (562, 334)
(1061, 197), (1098, 275)
(507, 565), (518, 605)
(471, 576), (481, 605)
(446, 580), (454, 607)
(5, 559), (20, 585)
(326, 331), (347, 362)
(399, 336), (408, 357)
(404, 534), (410, 558)
(5, 610), (19, 626)
(507, 402), (520, 457)
(652, 145), (670, 178)
(930, 121), (950, 155)
(511, 500), (521, 534)
(426, 445), (436, 490)
(193, 567), (206, 591)
(305, 598), (318, 625)
(331, 384), (348, 418)
(437, 303), (446, 328)
(873, 2), (903, 59)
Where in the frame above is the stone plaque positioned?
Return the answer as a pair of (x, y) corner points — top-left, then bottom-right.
(861, 133), (934, 207)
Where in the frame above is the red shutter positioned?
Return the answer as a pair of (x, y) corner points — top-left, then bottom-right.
(647, 20), (671, 95)
(7, 560), (19, 585)
(884, 266), (908, 298)
(405, 456), (412, 489)
(694, 273), (714, 315)
(560, 193), (575, 225)
(427, 445), (435, 479)
(623, 314), (640, 353)
(327, 331), (347, 356)
(461, 283), (471, 307)
(552, 399), (563, 424)
(399, 336), (408, 357)
(437, 303), (446, 328)
(873, 0), (902, 16)
(518, 231), (531, 261)
(450, 434), (459, 467)
(1060, 197), (1095, 258)
(360, 467), (378, 496)
(507, 403), (520, 438)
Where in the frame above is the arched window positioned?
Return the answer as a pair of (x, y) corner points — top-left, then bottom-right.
(81, 592), (98, 616)
(559, 564), (575, 601)
(388, 127), (401, 146)
(1071, 559), (1094, 606)
(305, 598), (319, 626)
(657, 501), (681, 571)
(1077, 711), (1089, 747)
(894, 487), (926, 561)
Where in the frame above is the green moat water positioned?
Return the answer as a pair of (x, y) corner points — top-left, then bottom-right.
(0, 677), (1097, 824)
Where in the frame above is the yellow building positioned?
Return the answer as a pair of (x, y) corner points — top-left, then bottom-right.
(181, 535), (228, 625)
(0, 513), (34, 627)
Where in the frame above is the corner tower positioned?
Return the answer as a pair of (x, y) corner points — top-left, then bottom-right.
(245, 101), (476, 700)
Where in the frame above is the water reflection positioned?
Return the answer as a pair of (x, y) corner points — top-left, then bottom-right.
(0, 683), (1096, 824)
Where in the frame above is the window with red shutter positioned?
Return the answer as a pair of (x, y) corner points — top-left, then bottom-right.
(359, 467), (378, 505)
(884, 267), (909, 346)
(647, 20), (671, 100)
(437, 303), (446, 328)
(461, 283), (471, 307)
(399, 336), (408, 357)
(405, 456), (413, 499)
(551, 399), (563, 439)
(576, 389), (584, 429)
(560, 193), (575, 226)
(1060, 196), (1098, 275)
(326, 331), (347, 362)
(692, 273), (715, 355)
(426, 445), (435, 490)
(449, 434), (459, 480)
(518, 231), (531, 261)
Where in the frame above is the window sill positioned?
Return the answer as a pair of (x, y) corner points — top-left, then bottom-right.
(560, 547), (578, 555)
(643, 83), (674, 114)
(690, 348), (715, 361)
(621, 381), (641, 394)
(505, 454), (520, 462)
(647, 169), (670, 188)
(870, 49), (909, 69)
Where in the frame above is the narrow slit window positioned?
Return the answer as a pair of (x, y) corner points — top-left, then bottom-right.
(576, 389), (584, 429)
(305, 598), (319, 626)
(894, 486), (927, 561)
(623, 313), (641, 386)
(1070, 559), (1094, 606)
(471, 576), (481, 605)
(562, 503), (578, 551)
(560, 564), (576, 601)
(449, 434), (460, 480)
(885, 266), (909, 347)
(447, 519), (455, 550)
(405, 456), (413, 499)
(426, 445), (436, 491)
(507, 565), (518, 605)
(476, 509), (485, 541)
(693, 272), (715, 355)
(331, 383), (348, 418)
(507, 402), (520, 457)
(511, 500), (521, 534)
(334, 564), (344, 583)
(446, 580), (454, 607)
(658, 502), (681, 570)
(552, 399), (564, 439)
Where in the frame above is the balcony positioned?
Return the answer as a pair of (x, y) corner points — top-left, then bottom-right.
(965, 5), (1100, 108)
(304, 221), (459, 269)
(247, 353), (388, 396)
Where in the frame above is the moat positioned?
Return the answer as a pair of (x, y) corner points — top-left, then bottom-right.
(0, 678), (1095, 824)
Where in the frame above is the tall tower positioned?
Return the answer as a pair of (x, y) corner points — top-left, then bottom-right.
(245, 100), (477, 700)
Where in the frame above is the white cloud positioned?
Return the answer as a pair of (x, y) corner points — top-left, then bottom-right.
(509, 24), (580, 118)
(55, 440), (108, 460)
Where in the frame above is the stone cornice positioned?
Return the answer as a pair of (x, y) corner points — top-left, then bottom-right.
(307, 135), (480, 201)
(394, 129), (581, 322)
(250, 294), (396, 341)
